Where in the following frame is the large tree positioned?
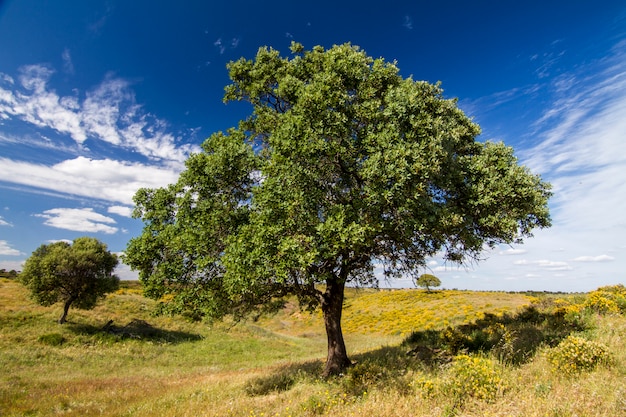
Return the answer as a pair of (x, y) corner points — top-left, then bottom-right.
(125, 42), (551, 376)
(20, 237), (119, 324)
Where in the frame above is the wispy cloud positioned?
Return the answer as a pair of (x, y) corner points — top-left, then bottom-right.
(0, 240), (23, 256)
(403, 15), (413, 30)
(0, 216), (11, 227)
(530, 41), (566, 79)
(35, 207), (118, 234)
(0, 66), (199, 165)
(0, 156), (180, 205)
(513, 259), (573, 271)
(572, 255), (615, 262)
(522, 40), (626, 232)
(62, 48), (74, 75)
(88, 3), (115, 34)
(213, 37), (241, 54)
(214, 38), (225, 54)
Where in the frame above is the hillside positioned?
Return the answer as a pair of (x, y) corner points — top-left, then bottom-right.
(1, 278), (624, 416)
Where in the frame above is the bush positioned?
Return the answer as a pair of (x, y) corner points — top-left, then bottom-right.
(38, 333), (66, 346)
(584, 285), (626, 315)
(444, 354), (505, 402)
(244, 371), (296, 396)
(340, 361), (390, 396)
(547, 335), (611, 375)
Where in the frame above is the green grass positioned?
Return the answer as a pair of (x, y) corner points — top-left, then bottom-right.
(1, 277), (625, 416)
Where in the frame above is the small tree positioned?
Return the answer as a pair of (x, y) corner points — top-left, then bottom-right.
(20, 237), (119, 324)
(416, 274), (441, 292)
(125, 42), (551, 377)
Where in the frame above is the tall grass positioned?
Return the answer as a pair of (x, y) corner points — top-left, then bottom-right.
(1, 277), (624, 416)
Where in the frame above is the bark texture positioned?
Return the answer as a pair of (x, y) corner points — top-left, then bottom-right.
(321, 277), (352, 377)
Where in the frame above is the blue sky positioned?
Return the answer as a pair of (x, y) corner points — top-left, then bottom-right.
(0, 1), (624, 292)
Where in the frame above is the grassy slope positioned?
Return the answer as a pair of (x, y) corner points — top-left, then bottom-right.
(1, 278), (624, 416)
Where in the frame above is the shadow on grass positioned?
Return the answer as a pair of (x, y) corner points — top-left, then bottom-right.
(245, 303), (590, 396)
(403, 304), (588, 366)
(67, 318), (203, 344)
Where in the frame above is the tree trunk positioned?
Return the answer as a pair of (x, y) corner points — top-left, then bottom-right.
(58, 297), (74, 324)
(321, 276), (351, 377)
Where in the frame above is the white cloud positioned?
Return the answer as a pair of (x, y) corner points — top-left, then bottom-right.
(513, 259), (572, 271)
(0, 240), (23, 256)
(115, 256), (139, 280)
(47, 239), (73, 244)
(433, 264), (466, 273)
(0, 66), (199, 164)
(0, 216), (11, 227)
(0, 260), (24, 271)
(572, 255), (615, 262)
(498, 248), (527, 256)
(0, 156), (180, 205)
(36, 207), (118, 234)
(108, 205), (134, 217)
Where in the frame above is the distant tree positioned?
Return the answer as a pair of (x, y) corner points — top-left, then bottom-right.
(415, 274), (441, 292)
(20, 237), (119, 324)
(0, 269), (19, 279)
(125, 42), (551, 376)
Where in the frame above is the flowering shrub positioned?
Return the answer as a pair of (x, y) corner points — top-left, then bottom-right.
(412, 374), (437, 398)
(547, 335), (611, 375)
(584, 291), (621, 314)
(440, 326), (471, 353)
(444, 354), (505, 401)
(584, 285), (626, 315)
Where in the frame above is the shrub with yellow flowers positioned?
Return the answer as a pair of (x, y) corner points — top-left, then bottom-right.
(583, 285), (626, 315)
(547, 335), (611, 375)
(443, 354), (505, 402)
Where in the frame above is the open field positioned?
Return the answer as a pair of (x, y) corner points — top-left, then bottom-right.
(1, 278), (625, 416)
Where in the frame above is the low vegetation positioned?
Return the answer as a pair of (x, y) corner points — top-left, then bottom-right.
(1, 278), (624, 416)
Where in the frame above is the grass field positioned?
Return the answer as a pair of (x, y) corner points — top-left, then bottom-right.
(1, 278), (625, 416)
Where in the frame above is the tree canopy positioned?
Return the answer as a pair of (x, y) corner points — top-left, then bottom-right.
(415, 274), (442, 292)
(125, 42), (551, 376)
(20, 237), (119, 324)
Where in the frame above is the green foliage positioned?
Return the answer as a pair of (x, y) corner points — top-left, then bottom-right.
(415, 274), (441, 291)
(19, 237), (119, 323)
(126, 41), (551, 375)
(547, 335), (611, 375)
